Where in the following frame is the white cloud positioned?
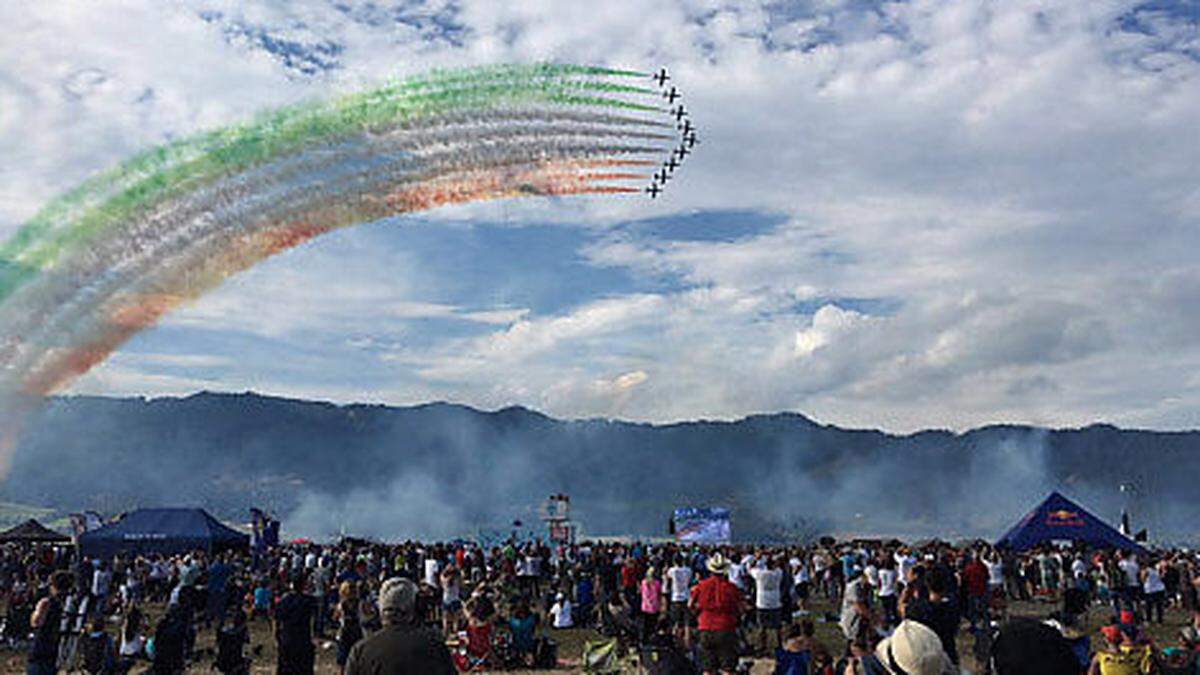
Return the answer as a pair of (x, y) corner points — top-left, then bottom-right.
(795, 305), (871, 357)
(5, 0), (1200, 431)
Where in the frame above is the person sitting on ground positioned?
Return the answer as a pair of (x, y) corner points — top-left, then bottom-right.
(1161, 627), (1198, 675)
(344, 577), (455, 675)
(1089, 618), (1158, 675)
(550, 591), (574, 629)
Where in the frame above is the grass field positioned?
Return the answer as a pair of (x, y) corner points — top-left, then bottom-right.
(1, 593), (1191, 673)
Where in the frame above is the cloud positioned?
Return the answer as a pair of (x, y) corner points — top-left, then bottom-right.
(5, 0), (1200, 432)
(794, 305), (873, 358)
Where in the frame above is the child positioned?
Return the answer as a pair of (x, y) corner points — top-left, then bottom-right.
(252, 578), (272, 621)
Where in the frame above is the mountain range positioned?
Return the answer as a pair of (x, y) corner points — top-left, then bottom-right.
(2, 391), (1196, 542)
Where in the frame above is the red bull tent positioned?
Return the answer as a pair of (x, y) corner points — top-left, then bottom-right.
(996, 491), (1146, 554)
(77, 508), (249, 558)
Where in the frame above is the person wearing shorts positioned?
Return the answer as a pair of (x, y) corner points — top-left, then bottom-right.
(699, 629), (739, 673)
(689, 553), (742, 675)
(665, 556), (694, 642)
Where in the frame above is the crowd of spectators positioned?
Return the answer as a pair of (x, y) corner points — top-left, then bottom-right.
(4, 537), (1200, 674)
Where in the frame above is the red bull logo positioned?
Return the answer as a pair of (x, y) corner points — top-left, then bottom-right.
(1045, 509), (1085, 527)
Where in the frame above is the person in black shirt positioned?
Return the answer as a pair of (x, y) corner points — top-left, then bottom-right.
(344, 577), (454, 675)
(151, 605), (189, 675)
(215, 605), (250, 675)
(27, 571), (70, 675)
(904, 565), (962, 665)
(274, 577), (317, 675)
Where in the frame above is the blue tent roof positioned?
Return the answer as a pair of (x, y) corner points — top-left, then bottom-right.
(996, 492), (1146, 554)
(78, 508), (249, 558)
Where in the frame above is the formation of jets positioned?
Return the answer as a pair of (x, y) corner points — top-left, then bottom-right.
(645, 67), (700, 199)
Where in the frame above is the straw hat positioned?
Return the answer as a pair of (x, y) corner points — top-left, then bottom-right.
(706, 553), (730, 574)
(875, 620), (954, 675)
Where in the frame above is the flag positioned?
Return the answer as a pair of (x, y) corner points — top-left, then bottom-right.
(250, 508), (267, 550)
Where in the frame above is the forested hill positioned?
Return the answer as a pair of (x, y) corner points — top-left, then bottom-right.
(3, 392), (1195, 541)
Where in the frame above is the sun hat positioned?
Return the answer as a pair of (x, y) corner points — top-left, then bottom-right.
(706, 553), (730, 574)
(875, 620), (954, 675)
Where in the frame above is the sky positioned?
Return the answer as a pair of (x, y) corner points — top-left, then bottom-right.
(1, 0), (1198, 433)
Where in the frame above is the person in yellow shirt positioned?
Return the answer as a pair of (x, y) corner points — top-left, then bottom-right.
(1089, 623), (1158, 675)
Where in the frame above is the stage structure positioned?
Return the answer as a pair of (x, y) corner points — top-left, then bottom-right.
(539, 493), (576, 545)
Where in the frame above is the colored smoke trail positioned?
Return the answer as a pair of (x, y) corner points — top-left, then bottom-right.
(0, 64), (686, 463)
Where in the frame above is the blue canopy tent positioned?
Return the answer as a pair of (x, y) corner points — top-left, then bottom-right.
(78, 508), (249, 558)
(996, 491), (1146, 554)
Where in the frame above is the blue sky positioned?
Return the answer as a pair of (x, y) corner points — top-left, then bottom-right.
(2, 0), (1199, 432)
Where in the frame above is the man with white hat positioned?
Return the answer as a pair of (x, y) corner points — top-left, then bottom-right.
(344, 577), (454, 675)
(874, 620), (956, 675)
(688, 553), (743, 675)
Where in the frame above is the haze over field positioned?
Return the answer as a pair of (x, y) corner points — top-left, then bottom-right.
(2, 2), (1199, 541)
(3, 392), (1195, 542)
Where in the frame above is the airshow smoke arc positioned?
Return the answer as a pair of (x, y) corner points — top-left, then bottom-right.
(0, 64), (690, 404)
(0, 63), (700, 470)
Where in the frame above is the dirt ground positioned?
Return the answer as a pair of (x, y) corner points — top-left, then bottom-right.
(2, 595), (1192, 673)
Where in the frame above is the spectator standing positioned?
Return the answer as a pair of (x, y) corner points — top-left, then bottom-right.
(689, 553), (742, 675)
(274, 577), (317, 675)
(344, 578), (455, 675)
